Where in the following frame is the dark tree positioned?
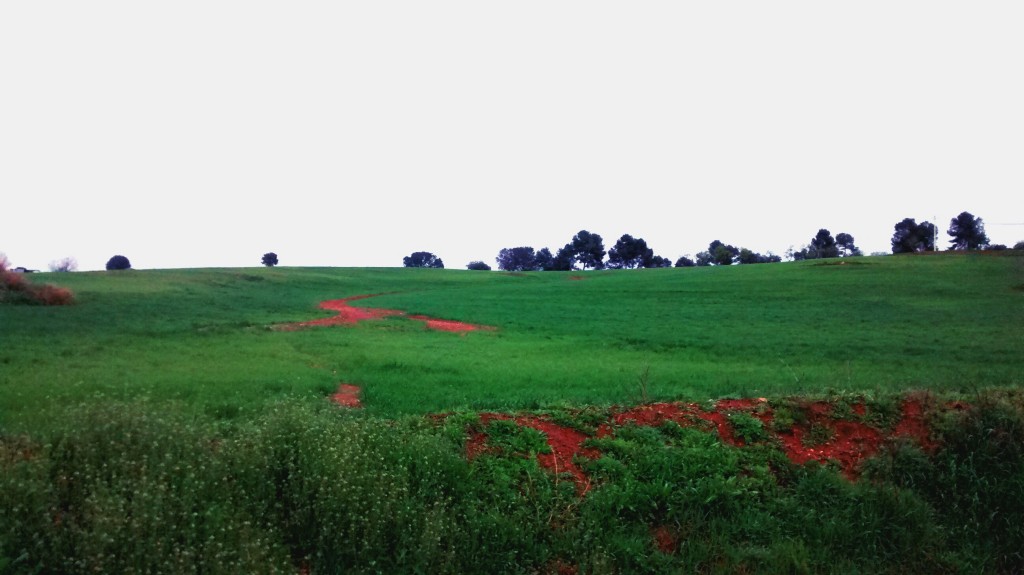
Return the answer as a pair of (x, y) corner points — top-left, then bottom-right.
(810, 229), (839, 259)
(552, 245), (575, 271)
(466, 261), (491, 271)
(261, 252), (278, 267)
(789, 246), (809, 261)
(835, 233), (861, 257)
(947, 211), (989, 250)
(705, 240), (739, 266)
(607, 234), (650, 269)
(891, 218), (936, 253)
(644, 255), (673, 268)
(568, 230), (606, 270)
(496, 247), (539, 272)
(403, 251), (444, 268)
(534, 248), (556, 271)
(1014, 241), (1024, 251)
(105, 255), (131, 271)
(674, 256), (696, 268)
(917, 222), (937, 252)
(737, 248), (782, 264)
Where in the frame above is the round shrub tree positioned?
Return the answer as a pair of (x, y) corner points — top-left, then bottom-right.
(466, 261), (491, 271)
(261, 252), (279, 267)
(105, 255), (131, 271)
(403, 251), (444, 268)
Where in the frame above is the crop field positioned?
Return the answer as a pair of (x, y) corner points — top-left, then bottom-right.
(2, 252), (1023, 573)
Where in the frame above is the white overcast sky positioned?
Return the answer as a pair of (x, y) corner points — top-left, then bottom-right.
(2, 2), (1022, 271)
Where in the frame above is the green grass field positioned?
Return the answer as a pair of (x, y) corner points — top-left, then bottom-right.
(2, 252), (1023, 574)
(2, 252), (1022, 430)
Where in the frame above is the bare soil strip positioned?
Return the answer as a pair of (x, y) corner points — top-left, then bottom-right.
(275, 294), (494, 333)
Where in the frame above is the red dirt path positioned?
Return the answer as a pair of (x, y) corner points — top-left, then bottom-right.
(275, 294), (493, 333)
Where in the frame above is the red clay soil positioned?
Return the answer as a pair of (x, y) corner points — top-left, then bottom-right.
(466, 414), (601, 494)
(275, 294), (493, 333)
(464, 396), (946, 495)
(652, 525), (678, 554)
(330, 383), (362, 408)
(892, 398), (938, 452)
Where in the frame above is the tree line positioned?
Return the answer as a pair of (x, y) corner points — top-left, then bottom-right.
(5, 212), (1010, 273)
(400, 211), (1013, 271)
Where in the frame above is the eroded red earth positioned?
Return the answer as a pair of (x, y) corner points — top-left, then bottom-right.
(276, 294), (493, 333)
(462, 394), (946, 496)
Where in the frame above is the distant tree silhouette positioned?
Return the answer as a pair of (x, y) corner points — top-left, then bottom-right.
(607, 234), (650, 269)
(891, 218), (936, 253)
(534, 248), (557, 271)
(261, 252), (278, 267)
(835, 233), (861, 257)
(403, 251), (444, 268)
(466, 261), (491, 271)
(496, 247), (539, 271)
(1014, 241), (1024, 251)
(674, 256), (696, 268)
(703, 240), (739, 266)
(48, 257), (78, 272)
(105, 255), (131, 271)
(947, 211), (989, 250)
(810, 229), (839, 259)
(567, 230), (606, 270)
(552, 245), (575, 271)
(737, 248), (781, 264)
(644, 255), (673, 268)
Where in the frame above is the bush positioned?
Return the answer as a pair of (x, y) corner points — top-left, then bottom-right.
(48, 257), (78, 272)
(1014, 241), (1024, 251)
(32, 284), (75, 305)
(261, 252), (278, 267)
(105, 255), (131, 271)
(466, 261), (491, 271)
(0, 267), (74, 305)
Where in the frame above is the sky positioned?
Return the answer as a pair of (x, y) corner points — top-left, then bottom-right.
(2, 2), (1022, 272)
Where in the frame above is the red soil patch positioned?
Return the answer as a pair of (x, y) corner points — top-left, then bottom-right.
(455, 396), (957, 556)
(652, 525), (678, 554)
(275, 294), (494, 333)
(776, 419), (883, 478)
(330, 383), (362, 408)
(464, 396), (953, 492)
(892, 398), (938, 452)
(407, 315), (484, 333)
(516, 416), (600, 494)
(466, 413), (600, 494)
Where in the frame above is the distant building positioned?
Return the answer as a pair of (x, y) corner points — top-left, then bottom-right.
(11, 267), (38, 273)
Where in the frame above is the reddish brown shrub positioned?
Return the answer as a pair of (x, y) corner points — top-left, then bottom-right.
(0, 269), (75, 306)
(33, 284), (75, 306)
(1, 269), (26, 290)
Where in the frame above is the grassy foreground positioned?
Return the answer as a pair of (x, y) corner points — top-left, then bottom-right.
(2, 252), (1023, 573)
